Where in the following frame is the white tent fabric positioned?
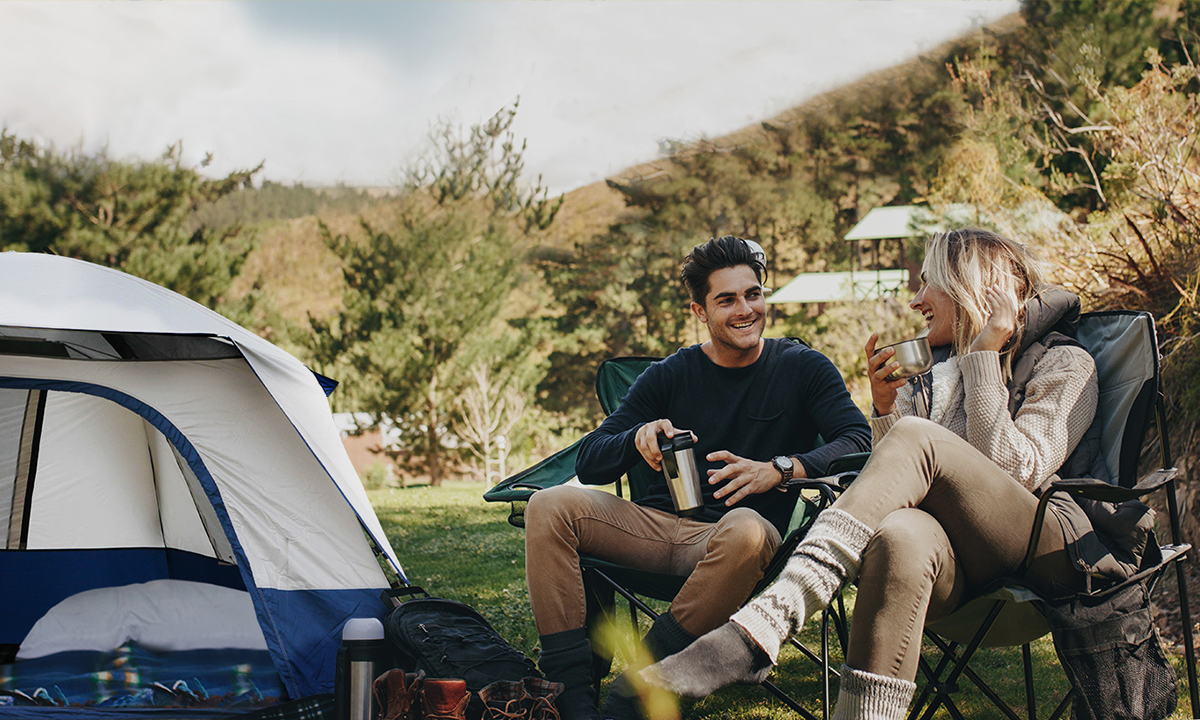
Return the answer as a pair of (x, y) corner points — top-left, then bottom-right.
(0, 252), (405, 698)
(0, 253), (400, 574)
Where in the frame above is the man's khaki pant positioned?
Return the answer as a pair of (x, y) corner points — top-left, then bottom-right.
(525, 484), (782, 637)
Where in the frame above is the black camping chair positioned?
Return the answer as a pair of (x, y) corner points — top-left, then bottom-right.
(904, 311), (1198, 720)
(485, 354), (861, 720)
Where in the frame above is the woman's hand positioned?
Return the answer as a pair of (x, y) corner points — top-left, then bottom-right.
(865, 333), (907, 416)
(970, 286), (1019, 354)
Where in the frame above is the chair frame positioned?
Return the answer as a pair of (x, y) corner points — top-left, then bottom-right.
(909, 311), (1199, 720)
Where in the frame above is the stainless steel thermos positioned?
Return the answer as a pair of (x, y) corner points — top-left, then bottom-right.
(335, 617), (387, 720)
(657, 431), (703, 516)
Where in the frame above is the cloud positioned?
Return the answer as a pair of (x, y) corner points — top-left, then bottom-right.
(0, 1), (1019, 194)
(1, 2), (414, 184)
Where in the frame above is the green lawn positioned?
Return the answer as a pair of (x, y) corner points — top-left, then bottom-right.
(370, 482), (1194, 719)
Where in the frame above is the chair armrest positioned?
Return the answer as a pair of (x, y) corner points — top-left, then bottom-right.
(827, 452), (871, 476)
(780, 478), (842, 503)
(483, 438), (585, 503)
(1048, 467), (1178, 503)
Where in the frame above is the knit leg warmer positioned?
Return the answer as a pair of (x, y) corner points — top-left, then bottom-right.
(732, 508), (874, 662)
(831, 665), (916, 720)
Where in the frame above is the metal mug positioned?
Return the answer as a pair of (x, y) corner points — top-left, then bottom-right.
(880, 336), (933, 380)
(657, 431), (703, 517)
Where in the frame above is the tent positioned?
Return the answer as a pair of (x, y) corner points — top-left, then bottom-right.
(0, 252), (406, 707)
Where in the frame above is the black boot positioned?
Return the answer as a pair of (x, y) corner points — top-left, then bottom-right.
(537, 628), (602, 720)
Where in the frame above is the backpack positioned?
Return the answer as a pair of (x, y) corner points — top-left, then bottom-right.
(380, 587), (540, 692)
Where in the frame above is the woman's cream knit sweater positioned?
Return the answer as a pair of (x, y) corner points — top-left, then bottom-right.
(870, 346), (1099, 493)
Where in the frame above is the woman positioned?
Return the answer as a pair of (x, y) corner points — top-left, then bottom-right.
(608, 229), (1102, 720)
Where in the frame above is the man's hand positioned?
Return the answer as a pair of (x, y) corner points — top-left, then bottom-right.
(707, 450), (806, 506)
(635, 420), (693, 472)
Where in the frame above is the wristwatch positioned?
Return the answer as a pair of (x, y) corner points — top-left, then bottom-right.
(772, 455), (795, 483)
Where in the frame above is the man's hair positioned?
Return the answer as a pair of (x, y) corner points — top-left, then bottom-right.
(680, 235), (766, 305)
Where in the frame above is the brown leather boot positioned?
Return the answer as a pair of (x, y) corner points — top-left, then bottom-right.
(422, 678), (470, 720)
(523, 677), (564, 720)
(479, 679), (529, 720)
(372, 669), (424, 720)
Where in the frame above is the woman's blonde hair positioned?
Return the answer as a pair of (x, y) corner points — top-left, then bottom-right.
(923, 228), (1043, 379)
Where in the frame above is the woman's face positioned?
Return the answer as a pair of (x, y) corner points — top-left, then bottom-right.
(910, 271), (955, 348)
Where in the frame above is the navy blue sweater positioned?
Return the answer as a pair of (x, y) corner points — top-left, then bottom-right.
(576, 339), (871, 533)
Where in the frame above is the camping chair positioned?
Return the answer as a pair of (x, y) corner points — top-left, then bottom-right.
(485, 354), (859, 720)
(902, 310), (1199, 720)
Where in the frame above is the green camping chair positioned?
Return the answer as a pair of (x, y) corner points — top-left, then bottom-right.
(485, 354), (860, 720)
(898, 311), (1199, 720)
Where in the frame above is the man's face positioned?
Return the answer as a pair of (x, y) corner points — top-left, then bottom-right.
(691, 265), (766, 354)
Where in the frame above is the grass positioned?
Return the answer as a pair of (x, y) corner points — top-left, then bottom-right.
(370, 481), (1195, 719)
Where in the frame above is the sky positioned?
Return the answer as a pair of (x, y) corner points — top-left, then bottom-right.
(0, 1), (1021, 195)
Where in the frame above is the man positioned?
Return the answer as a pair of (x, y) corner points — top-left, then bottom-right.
(524, 236), (870, 720)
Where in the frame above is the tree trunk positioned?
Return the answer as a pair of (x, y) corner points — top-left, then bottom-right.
(426, 377), (446, 486)
(427, 423), (445, 487)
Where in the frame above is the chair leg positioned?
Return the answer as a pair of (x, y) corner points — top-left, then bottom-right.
(1047, 688), (1072, 720)
(821, 609), (830, 720)
(1022, 643), (1036, 720)
(921, 632), (1025, 720)
(1176, 557), (1200, 716)
(909, 647), (953, 719)
(1167, 484), (1199, 713)
(583, 569), (616, 694)
(912, 600), (1008, 720)
(833, 592), (850, 651)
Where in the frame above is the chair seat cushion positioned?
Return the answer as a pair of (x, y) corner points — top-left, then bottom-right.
(925, 589), (1050, 647)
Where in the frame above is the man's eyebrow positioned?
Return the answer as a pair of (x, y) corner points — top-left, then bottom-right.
(712, 285), (763, 300)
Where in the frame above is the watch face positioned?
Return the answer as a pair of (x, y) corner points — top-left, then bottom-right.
(775, 456), (793, 470)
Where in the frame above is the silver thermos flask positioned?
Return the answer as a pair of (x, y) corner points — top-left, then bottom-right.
(657, 431), (704, 516)
(335, 617), (386, 720)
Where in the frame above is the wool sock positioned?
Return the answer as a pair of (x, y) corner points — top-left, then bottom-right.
(831, 665), (916, 720)
(602, 611), (700, 719)
(732, 508), (873, 661)
(637, 622), (772, 698)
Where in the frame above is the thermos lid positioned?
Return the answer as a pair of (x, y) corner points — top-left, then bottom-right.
(342, 617), (384, 641)
(657, 431), (696, 452)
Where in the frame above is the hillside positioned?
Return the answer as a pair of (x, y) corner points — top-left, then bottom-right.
(228, 10), (1025, 326)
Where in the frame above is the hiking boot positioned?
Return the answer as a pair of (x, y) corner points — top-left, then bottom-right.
(523, 677), (564, 720)
(373, 669), (424, 720)
(480, 679), (529, 720)
(422, 678), (470, 720)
